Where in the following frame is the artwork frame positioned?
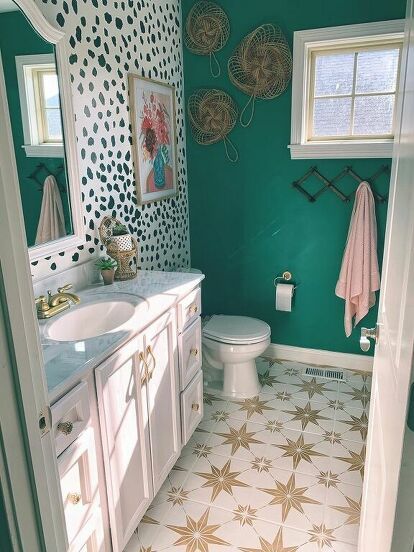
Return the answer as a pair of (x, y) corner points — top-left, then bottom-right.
(128, 74), (178, 204)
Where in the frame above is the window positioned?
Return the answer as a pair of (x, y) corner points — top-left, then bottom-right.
(290, 20), (404, 159)
(16, 54), (64, 157)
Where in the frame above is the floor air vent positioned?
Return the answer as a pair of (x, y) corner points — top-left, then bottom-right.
(304, 367), (345, 381)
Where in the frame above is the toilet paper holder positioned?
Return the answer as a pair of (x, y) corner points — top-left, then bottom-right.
(273, 271), (299, 290)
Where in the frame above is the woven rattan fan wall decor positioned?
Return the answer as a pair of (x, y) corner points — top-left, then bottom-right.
(185, 0), (230, 78)
(188, 88), (239, 162)
(228, 24), (292, 127)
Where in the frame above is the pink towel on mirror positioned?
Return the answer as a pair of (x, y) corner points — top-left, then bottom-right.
(335, 181), (380, 337)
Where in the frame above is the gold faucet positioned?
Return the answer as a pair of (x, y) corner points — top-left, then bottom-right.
(35, 284), (80, 319)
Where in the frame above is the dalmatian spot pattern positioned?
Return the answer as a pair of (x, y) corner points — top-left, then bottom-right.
(31, 0), (190, 279)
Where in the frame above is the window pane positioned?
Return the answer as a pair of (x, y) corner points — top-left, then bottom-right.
(41, 73), (60, 108)
(45, 109), (63, 140)
(313, 97), (352, 137)
(356, 49), (400, 94)
(314, 53), (354, 96)
(353, 94), (394, 135)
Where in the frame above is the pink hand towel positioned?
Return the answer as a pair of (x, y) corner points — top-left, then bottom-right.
(335, 181), (380, 337)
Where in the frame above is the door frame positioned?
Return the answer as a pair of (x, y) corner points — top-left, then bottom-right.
(0, 30), (66, 552)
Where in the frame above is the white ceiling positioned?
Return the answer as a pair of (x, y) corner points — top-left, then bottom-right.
(0, 0), (19, 13)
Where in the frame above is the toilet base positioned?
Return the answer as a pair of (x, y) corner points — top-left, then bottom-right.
(222, 359), (261, 398)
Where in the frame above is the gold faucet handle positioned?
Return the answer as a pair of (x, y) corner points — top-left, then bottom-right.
(35, 296), (50, 313)
(57, 284), (73, 293)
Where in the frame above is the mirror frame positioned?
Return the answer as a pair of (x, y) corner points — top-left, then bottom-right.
(5, 0), (85, 261)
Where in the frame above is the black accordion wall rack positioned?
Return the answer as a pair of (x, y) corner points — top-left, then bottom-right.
(292, 165), (390, 204)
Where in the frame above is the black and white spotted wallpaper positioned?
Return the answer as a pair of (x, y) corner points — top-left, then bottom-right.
(31, 0), (190, 278)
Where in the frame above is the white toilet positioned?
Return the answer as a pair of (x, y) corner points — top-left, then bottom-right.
(202, 315), (271, 398)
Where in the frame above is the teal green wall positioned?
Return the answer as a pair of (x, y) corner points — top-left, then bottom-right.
(0, 485), (12, 551)
(183, 0), (406, 356)
(0, 11), (70, 247)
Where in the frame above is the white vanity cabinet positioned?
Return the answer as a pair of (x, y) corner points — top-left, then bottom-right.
(143, 309), (181, 495)
(95, 334), (152, 552)
(95, 308), (181, 551)
(57, 429), (104, 552)
(50, 280), (203, 552)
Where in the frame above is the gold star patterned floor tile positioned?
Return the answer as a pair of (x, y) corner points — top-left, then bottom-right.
(278, 400), (334, 435)
(325, 483), (363, 545)
(268, 429), (333, 477)
(129, 359), (369, 552)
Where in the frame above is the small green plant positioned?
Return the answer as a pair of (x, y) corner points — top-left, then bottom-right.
(95, 257), (117, 270)
(112, 224), (129, 236)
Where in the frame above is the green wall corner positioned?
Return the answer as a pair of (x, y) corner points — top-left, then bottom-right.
(183, 0), (406, 356)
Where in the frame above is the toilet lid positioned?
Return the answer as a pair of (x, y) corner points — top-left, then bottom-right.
(203, 315), (271, 344)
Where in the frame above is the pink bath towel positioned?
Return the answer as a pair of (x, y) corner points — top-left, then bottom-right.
(335, 181), (380, 337)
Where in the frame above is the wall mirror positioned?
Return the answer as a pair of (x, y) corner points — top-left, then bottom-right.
(0, 0), (84, 261)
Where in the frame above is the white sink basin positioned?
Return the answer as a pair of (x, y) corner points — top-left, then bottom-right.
(44, 300), (136, 342)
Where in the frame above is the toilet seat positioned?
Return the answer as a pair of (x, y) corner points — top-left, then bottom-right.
(203, 315), (271, 345)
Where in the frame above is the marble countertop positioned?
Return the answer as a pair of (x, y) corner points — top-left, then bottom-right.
(41, 270), (204, 403)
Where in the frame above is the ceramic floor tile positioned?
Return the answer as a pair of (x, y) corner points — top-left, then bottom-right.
(291, 378), (339, 404)
(330, 441), (366, 486)
(325, 483), (362, 544)
(256, 467), (327, 531)
(277, 399), (336, 436)
(337, 382), (371, 412)
(183, 454), (261, 511)
(132, 358), (369, 552)
(208, 418), (273, 462)
(225, 395), (286, 424)
(266, 428), (333, 477)
(334, 408), (369, 443)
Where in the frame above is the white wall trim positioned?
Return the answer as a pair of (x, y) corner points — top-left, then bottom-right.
(290, 19), (405, 160)
(22, 144), (65, 157)
(265, 343), (374, 373)
(289, 141), (394, 159)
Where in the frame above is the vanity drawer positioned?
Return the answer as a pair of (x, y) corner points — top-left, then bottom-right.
(52, 381), (90, 456)
(177, 287), (201, 332)
(58, 428), (103, 550)
(179, 317), (202, 390)
(67, 510), (104, 552)
(180, 371), (203, 446)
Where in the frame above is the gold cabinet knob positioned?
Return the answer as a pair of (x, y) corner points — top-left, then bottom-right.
(192, 403), (200, 412)
(190, 348), (199, 357)
(67, 492), (81, 505)
(189, 304), (198, 315)
(57, 421), (73, 435)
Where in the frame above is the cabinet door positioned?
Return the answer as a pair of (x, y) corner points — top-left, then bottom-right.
(95, 336), (152, 552)
(143, 309), (181, 495)
(57, 428), (104, 552)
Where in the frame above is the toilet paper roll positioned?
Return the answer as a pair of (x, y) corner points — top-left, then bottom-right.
(275, 283), (294, 312)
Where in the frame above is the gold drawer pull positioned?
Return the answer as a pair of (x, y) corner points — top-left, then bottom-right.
(57, 421), (73, 435)
(147, 345), (156, 380)
(139, 351), (149, 386)
(190, 348), (199, 357)
(67, 492), (81, 505)
(192, 403), (200, 412)
(188, 303), (198, 315)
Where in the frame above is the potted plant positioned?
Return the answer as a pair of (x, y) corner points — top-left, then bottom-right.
(96, 257), (118, 285)
(110, 223), (133, 251)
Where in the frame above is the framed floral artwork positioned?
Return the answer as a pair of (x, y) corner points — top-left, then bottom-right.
(128, 75), (177, 204)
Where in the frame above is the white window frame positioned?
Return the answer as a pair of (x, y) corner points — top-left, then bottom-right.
(289, 20), (405, 159)
(16, 53), (64, 158)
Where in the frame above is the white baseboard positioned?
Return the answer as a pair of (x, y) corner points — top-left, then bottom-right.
(265, 343), (373, 373)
